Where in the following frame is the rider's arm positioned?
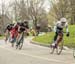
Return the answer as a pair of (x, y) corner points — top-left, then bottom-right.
(65, 23), (69, 33)
(53, 21), (60, 32)
(53, 25), (56, 32)
(65, 23), (69, 37)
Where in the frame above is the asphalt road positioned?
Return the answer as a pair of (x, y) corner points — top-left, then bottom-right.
(0, 37), (75, 64)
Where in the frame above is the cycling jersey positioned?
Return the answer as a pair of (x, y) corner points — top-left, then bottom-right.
(54, 21), (69, 33)
(8, 23), (18, 38)
(10, 28), (18, 38)
(52, 18), (69, 48)
(6, 24), (14, 31)
(18, 22), (29, 33)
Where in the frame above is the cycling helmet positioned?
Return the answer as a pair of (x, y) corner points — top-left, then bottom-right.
(60, 17), (67, 23)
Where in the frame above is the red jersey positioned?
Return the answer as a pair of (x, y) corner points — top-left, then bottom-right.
(10, 26), (18, 38)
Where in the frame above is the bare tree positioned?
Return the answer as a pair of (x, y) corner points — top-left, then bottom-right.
(11, 0), (47, 27)
(48, 0), (71, 23)
(69, 0), (75, 24)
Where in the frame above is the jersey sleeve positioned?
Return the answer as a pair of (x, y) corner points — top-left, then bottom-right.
(53, 25), (56, 32)
(65, 22), (69, 33)
(53, 21), (60, 32)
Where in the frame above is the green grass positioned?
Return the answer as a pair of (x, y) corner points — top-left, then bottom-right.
(33, 25), (75, 48)
(0, 36), (4, 39)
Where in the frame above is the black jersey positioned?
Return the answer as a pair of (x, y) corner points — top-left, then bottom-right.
(6, 24), (14, 31)
(18, 23), (26, 33)
(17, 22), (29, 33)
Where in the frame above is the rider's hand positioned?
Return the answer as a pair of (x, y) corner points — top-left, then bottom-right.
(66, 32), (69, 37)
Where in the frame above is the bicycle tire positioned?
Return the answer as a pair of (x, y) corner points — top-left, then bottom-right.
(19, 43), (23, 50)
(56, 41), (63, 55)
(50, 40), (56, 54)
(16, 32), (24, 50)
(50, 45), (55, 54)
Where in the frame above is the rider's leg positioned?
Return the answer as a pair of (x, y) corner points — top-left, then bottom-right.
(18, 32), (24, 49)
(51, 32), (58, 47)
(16, 32), (24, 46)
(20, 32), (24, 43)
(10, 37), (16, 47)
(54, 32), (58, 41)
(55, 33), (63, 48)
(5, 30), (9, 42)
(16, 33), (20, 46)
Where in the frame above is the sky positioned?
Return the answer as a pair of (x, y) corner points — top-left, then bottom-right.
(0, 0), (50, 13)
(0, 0), (15, 14)
(44, 0), (50, 12)
(0, 0), (12, 6)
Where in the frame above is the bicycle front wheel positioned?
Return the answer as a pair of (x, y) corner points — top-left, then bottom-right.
(56, 41), (63, 55)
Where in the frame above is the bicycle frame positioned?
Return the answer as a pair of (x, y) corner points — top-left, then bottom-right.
(50, 32), (64, 55)
(56, 35), (63, 55)
(16, 32), (24, 50)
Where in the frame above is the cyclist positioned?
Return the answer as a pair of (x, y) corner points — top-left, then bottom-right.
(5, 24), (14, 42)
(16, 21), (29, 49)
(30, 27), (36, 36)
(36, 24), (40, 36)
(10, 23), (18, 38)
(23, 21), (29, 36)
(52, 17), (69, 48)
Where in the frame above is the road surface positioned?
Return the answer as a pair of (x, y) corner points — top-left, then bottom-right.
(0, 37), (75, 64)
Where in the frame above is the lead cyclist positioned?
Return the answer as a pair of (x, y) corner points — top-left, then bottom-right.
(51, 17), (69, 49)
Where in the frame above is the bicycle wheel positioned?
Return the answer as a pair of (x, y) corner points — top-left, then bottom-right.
(16, 41), (23, 50)
(73, 48), (75, 58)
(16, 32), (24, 50)
(50, 41), (56, 54)
(19, 42), (23, 50)
(16, 36), (22, 49)
(50, 45), (55, 54)
(11, 43), (14, 47)
(56, 40), (63, 55)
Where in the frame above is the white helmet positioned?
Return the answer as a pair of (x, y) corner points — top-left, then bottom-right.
(60, 17), (67, 23)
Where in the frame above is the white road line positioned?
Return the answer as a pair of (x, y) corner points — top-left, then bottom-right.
(0, 45), (69, 64)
